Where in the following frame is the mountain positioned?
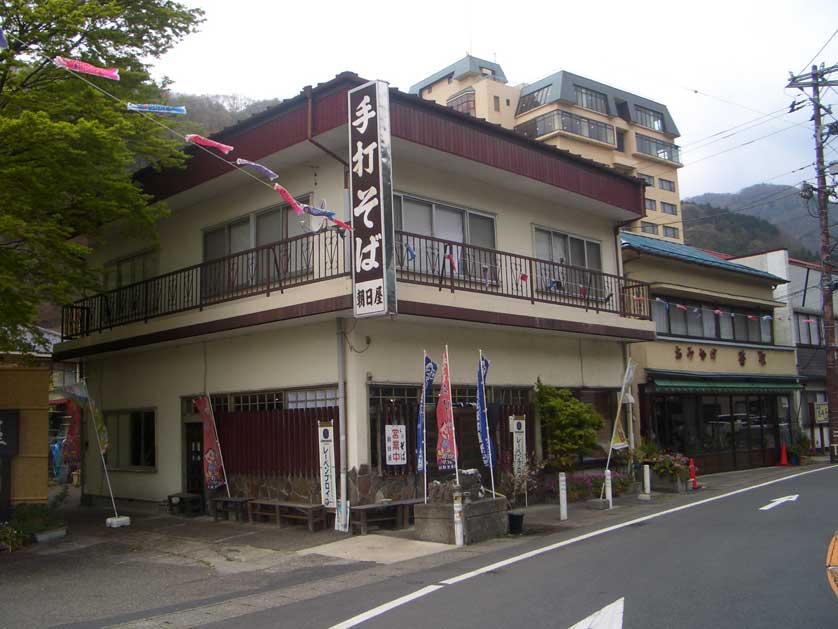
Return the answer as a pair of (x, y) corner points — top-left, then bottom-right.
(683, 202), (817, 261)
(172, 93), (282, 135)
(686, 183), (834, 251)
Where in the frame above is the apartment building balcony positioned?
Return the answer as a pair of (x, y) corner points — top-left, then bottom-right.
(57, 229), (652, 358)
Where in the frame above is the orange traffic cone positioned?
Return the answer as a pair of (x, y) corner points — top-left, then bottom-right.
(777, 441), (789, 466)
(689, 458), (702, 490)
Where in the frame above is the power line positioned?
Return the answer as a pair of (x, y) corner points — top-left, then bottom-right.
(798, 27), (838, 75)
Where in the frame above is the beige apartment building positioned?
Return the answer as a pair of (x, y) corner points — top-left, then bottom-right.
(54, 72), (654, 505)
(411, 56), (684, 242)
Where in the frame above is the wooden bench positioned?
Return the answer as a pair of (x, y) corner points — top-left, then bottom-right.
(211, 496), (251, 522)
(167, 492), (203, 517)
(248, 499), (326, 532)
(350, 499), (423, 535)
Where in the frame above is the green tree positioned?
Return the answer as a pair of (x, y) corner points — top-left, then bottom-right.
(0, 1), (204, 353)
(536, 379), (603, 471)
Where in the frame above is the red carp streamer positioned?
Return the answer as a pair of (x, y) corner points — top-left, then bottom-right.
(184, 134), (234, 155)
(54, 56), (120, 81)
(273, 184), (305, 215)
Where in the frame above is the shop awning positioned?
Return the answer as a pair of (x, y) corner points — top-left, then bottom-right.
(653, 379), (801, 394)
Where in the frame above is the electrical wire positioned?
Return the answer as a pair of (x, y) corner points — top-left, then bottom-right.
(798, 27), (838, 75)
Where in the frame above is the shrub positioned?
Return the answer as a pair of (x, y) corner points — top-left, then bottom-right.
(551, 471), (632, 502)
(0, 523), (26, 551)
(537, 380), (604, 471)
(10, 503), (65, 538)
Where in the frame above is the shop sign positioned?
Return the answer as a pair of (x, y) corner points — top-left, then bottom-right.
(814, 402), (829, 424)
(318, 421), (337, 508)
(385, 424), (407, 465)
(348, 80), (396, 318)
(509, 416), (526, 478)
(0, 410), (19, 457)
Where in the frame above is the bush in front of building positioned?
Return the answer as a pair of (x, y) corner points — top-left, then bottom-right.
(550, 472), (632, 502)
(536, 379), (603, 471)
(0, 522), (26, 551)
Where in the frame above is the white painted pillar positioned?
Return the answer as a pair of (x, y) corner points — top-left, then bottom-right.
(643, 464), (651, 495)
(605, 469), (613, 510)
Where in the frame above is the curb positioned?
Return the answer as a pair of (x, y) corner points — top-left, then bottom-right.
(827, 530), (838, 600)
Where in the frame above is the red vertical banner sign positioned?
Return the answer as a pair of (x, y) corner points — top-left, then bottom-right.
(195, 395), (227, 492)
(436, 347), (457, 471)
(348, 80), (397, 318)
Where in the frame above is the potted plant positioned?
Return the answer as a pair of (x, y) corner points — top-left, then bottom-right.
(636, 443), (690, 492)
(789, 435), (811, 466)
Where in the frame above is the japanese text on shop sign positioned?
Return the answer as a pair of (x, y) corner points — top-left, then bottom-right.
(348, 81), (396, 317)
(385, 424), (407, 465)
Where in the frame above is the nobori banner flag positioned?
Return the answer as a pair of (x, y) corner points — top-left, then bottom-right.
(476, 353), (495, 467)
(436, 348), (457, 471)
(348, 80), (396, 318)
(195, 396), (226, 490)
(61, 381), (109, 455)
(416, 354), (438, 473)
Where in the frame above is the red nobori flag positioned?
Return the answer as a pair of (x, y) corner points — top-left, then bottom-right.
(195, 395), (226, 490)
(436, 348), (457, 471)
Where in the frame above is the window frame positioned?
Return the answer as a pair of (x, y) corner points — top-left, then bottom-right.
(641, 221), (659, 235)
(574, 85), (609, 114)
(103, 408), (157, 471)
(636, 133), (682, 164)
(201, 193), (312, 262)
(447, 89), (476, 117)
(645, 198), (657, 212)
(516, 86), (550, 115)
(532, 225), (603, 270)
(638, 173), (655, 186)
(635, 105), (665, 132)
(103, 248), (159, 290)
(795, 312), (829, 346)
(659, 178), (676, 192)
(652, 296), (774, 345)
(393, 192), (497, 249)
(661, 202), (678, 216)
(663, 225), (680, 239)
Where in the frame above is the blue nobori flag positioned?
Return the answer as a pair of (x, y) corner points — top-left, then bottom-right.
(416, 353), (438, 473)
(476, 352), (495, 467)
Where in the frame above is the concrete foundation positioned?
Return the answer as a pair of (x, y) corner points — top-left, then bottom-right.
(414, 497), (508, 545)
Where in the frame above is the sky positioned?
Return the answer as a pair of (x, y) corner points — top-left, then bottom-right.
(152, 0), (838, 198)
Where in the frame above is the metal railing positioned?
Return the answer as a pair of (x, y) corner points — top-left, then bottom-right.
(394, 231), (650, 319)
(61, 229), (349, 339)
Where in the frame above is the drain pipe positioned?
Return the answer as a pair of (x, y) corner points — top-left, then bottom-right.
(305, 86), (350, 171)
(336, 317), (349, 529)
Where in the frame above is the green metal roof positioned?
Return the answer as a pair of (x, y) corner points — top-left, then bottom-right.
(621, 233), (786, 283)
(653, 379), (801, 393)
(409, 55), (507, 94)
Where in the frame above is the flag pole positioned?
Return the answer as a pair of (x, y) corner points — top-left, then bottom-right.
(480, 349), (496, 498)
(422, 349), (428, 505)
(83, 378), (118, 519)
(206, 392), (231, 498)
(447, 345), (461, 487)
(601, 360), (633, 500)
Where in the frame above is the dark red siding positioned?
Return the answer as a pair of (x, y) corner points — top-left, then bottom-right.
(138, 74), (643, 215)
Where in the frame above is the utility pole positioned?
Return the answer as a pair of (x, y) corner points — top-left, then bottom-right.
(788, 64), (838, 461)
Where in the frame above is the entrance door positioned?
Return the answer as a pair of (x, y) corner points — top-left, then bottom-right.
(185, 422), (204, 495)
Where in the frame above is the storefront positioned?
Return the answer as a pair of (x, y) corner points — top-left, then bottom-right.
(640, 373), (800, 474)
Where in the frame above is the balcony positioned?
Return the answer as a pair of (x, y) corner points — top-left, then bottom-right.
(394, 231), (650, 320)
(60, 229), (650, 341)
(61, 230), (349, 340)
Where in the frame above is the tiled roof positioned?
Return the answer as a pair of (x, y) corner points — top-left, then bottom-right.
(621, 233), (785, 282)
(409, 55), (507, 94)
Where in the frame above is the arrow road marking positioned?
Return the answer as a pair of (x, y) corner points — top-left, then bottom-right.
(568, 597), (624, 629)
(759, 494), (799, 511)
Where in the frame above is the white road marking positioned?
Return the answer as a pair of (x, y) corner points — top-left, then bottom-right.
(328, 465), (836, 629)
(568, 597), (624, 629)
(758, 494), (799, 511)
(328, 585), (444, 629)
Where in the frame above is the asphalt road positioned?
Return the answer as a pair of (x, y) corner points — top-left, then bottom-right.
(214, 465), (838, 629)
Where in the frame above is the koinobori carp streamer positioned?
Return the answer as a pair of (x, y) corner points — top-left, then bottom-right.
(185, 134), (234, 155)
(127, 103), (187, 115)
(235, 158), (279, 181)
(54, 56), (120, 81)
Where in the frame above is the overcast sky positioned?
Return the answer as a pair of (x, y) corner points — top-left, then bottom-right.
(153, 0), (838, 198)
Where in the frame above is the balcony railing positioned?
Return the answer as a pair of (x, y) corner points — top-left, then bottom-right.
(61, 229), (349, 340)
(394, 231), (650, 320)
(60, 228), (650, 341)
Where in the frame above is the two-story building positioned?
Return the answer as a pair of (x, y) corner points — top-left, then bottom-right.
(411, 56), (684, 243)
(622, 234), (800, 474)
(733, 248), (836, 453)
(54, 72), (655, 505)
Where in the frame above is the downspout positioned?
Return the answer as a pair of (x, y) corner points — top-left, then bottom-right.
(336, 318), (348, 525)
(305, 85), (350, 173)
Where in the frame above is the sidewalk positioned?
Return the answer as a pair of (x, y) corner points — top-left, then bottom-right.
(1, 462), (830, 628)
